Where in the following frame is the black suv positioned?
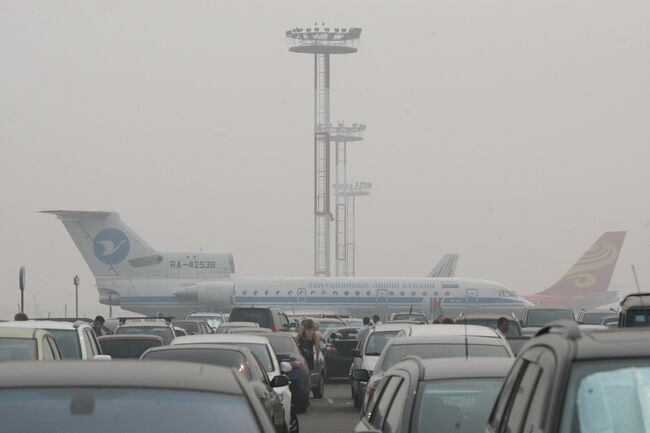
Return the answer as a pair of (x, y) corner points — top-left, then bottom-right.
(229, 307), (290, 332)
(618, 293), (650, 328)
(485, 321), (650, 433)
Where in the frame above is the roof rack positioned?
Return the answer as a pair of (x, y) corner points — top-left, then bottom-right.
(535, 320), (581, 340)
(620, 293), (650, 307)
(31, 317), (93, 323)
(118, 316), (174, 325)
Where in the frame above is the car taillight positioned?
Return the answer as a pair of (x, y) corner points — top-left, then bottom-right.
(325, 345), (337, 353)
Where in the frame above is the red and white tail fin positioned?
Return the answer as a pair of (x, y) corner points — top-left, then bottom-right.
(536, 231), (626, 297)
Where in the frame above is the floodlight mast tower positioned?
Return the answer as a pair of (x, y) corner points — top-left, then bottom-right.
(286, 25), (362, 277)
(329, 122), (366, 276)
(334, 182), (372, 276)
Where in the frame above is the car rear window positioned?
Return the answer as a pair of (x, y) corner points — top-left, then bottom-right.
(266, 335), (297, 355)
(465, 319), (521, 337)
(116, 326), (174, 345)
(382, 344), (510, 370)
(174, 322), (199, 333)
(229, 309), (272, 328)
(212, 342), (274, 373)
(415, 378), (504, 433)
(364, 331), (400, 356)
(46, 329), (81, 359)
(99, 338), (163, 359)
(526, 310), (575, 327)
(142, 349), (252, 380)
(0, 388), (261, 433)
(0, 338), (37, 361)
(188, 316), (224, 330)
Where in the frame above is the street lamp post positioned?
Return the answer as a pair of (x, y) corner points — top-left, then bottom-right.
(18, 267), (26, 313)
(73, 275), (80, 319)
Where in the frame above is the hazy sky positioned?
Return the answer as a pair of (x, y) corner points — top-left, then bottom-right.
(1, 1), (649, 318)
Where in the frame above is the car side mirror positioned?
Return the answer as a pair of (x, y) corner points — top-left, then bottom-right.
(280, 362), (292, 374)
(270, 375), (290, 388)
(92, 354), (112, 361)
(351, 369), (370, 382)
(351, 348), (361, 357)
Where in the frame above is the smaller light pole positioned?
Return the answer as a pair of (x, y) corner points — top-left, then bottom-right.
(18, 267), (26, 313)
(73, 275), (80, 319)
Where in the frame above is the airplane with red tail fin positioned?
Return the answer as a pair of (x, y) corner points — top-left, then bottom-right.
(525, 231), (626, 309)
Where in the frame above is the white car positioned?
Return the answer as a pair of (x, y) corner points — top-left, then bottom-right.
(349, 323), (411, 408)
(0, 320), (110, 360)
(172, 334), (292, 428)
(361, 326), (515, 410)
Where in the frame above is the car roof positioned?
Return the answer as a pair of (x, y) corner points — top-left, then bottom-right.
(574, 329), (650, 359)
(0, 327), (49, 339)
(172, 334), (271, 345)
(458, 312), (519, 320)
(98, 334), (164, 342)
(0, 320), (83, 330)
(416, 357), (514, 381)
(523, 307), (573, 311)
(144, 343), (251, 355)
(371, 323), (412, 333)
(0, 361), (244, 394)
(118, 322), (171, 328)
(388, 335), (509, 346)
(222, 322), (259, 327)
(407, 324), (499, 338)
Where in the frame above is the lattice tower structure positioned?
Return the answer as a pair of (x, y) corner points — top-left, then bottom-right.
(334, 181), (372, 276)
(286, 25), (362, 277)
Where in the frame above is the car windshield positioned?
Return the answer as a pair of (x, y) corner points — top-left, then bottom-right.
(559, 360), (650, 433)
(143, 349), (252, 380)
(189, 316), (224, 330)
(0, 338), (37, 361)
(581, 312), (613, 325)
(212, 342), (274, 373)
(382, 344), (510, 370)
(99, 338), (163, 359)
(46, 329), (81, 359)
(464, 319), (521, 337)
(116, 326), (174, 345)
(0, 388), (260, 433)
(364, 331), (400, 356)
(229, 310), (271, 328)
(526, 310), (575, 327)
(317, 321), (346, 329)
(415, 378), (505, 433)
(265, 335), (296, 355)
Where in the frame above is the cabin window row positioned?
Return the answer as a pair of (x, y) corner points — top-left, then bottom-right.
(239, 290), (450, 297)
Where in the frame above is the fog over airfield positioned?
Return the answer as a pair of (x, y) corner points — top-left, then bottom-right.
(1, 1), (649, 317)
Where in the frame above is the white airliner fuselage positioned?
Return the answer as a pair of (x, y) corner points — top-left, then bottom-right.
(44, 210), (532, 319)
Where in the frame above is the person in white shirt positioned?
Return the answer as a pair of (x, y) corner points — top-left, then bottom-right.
(357, 317), (371, 342)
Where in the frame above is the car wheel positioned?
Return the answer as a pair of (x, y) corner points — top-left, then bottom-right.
(312, 373), (325, 399)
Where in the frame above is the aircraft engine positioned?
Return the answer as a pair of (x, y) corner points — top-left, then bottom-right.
(174, 281), (234, 306)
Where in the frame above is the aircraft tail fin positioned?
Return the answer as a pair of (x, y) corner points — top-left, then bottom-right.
(427, 254), (459, 278)
(41, 210), (158, 279)
(536, 231), (626, 297)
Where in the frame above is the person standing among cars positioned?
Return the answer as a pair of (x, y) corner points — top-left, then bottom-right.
(372, 314), (382, 327)
(296, 318), (320, 370)
(357, 317), (371, 342)
(92, 315), (106, 336)
(496, 317), (510, 338)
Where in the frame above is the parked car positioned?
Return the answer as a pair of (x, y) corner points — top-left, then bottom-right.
(264, 333), (311, 414)
(388, 312), (428, 323)
(172, 320), (215, 335)
(229, 307), (290, 332)
(0, 361), (276, 433)
(0, 320), (108, 360)
(186, 312), (228, 330)
(114, 317), (175, 345)
(618, 293), (650, 327)
(519, 307), (575, 335)
(141, 344), (293, 433)
(455, 312), (528, 354)
(322, 327), (358, 381)
(98, 334), (164, 359)
(575, 309), (617, 325)
(350, 323), (411, 409)
(363, 332), (513, 411)
(171, 334), (293, 429)
(354, 357), (512, 433)
(0, 327), (63, 361)
(486, 321), (650, 433)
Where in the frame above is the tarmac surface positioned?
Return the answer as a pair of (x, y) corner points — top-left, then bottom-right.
(298, 382), (360, 433)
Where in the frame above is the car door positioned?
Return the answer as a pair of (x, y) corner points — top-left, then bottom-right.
(489, 347), (548, 433)
(255, 356), (284, 430)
